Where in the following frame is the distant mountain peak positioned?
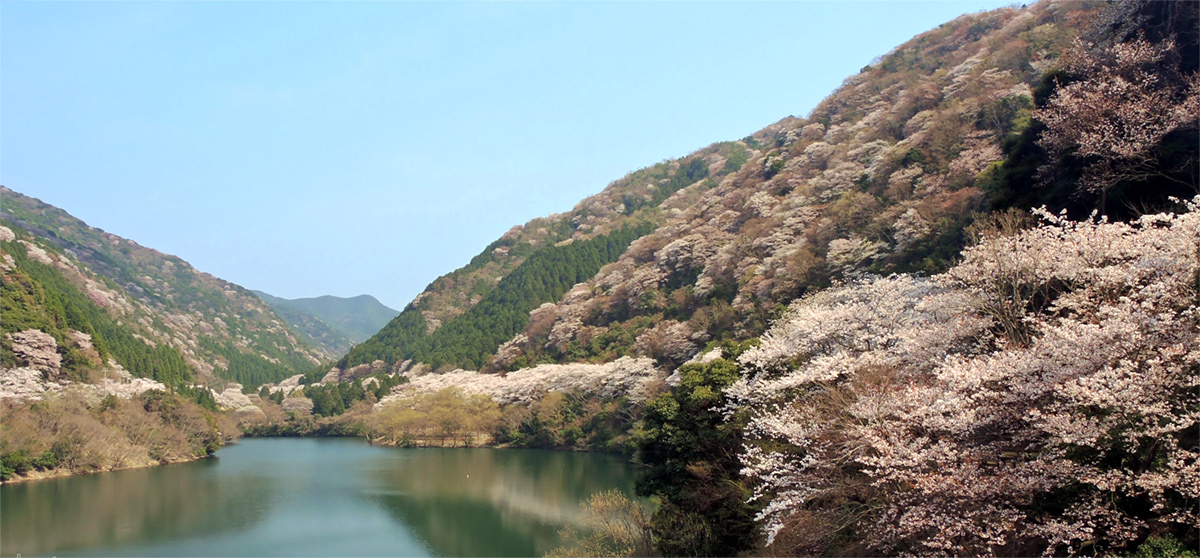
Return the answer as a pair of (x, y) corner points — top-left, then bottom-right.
(251, 291), (399, 345)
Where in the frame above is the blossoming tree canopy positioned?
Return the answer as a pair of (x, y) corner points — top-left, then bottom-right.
(731, 198), (1200, 556)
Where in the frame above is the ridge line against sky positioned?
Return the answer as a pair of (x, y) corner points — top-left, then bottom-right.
(2, 0), (1014, 309)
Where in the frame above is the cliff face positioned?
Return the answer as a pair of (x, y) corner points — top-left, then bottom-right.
(1, 187), (328, 391)
(347, 2), (1113, 373)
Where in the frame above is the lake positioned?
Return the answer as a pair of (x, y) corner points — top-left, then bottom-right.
(0, 437), (641, 557)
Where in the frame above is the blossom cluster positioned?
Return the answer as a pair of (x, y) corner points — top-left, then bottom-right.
(378, 356), (664, 408)
(732, 200), (1200, 555)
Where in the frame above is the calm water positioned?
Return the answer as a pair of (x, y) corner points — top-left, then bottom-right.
(0, 438), (640, 557)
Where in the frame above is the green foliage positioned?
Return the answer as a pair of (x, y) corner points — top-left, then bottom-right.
(253, 291), (397, 345)
(2, 187), (323, 387)
(202, 338), (297, 389)
(493, 391), (639, 453)
(634, 356), (760, 556)
(341, 223), (653, 371)
(250, 293), (354, 357)
(0, 448), (32, 481)
(1131, 535), (1198, 558)
(1, 236), (194, 385)
(98, 394), (120, 412)
(979, 69), (1087, 217)
(33, 445), (64, 470)
(302, 373), (404, 417)
(763, 155), (785, 179)
(176, 384), (219, 412)
(721, 142), (750, 174)
(621, 158), (709, 215)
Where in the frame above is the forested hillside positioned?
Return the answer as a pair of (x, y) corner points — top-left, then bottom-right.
(1, 187), (329, 389)
(488, 0), (1198, 374)
(3, 0), (1195, 551)
(340, 144), (749, 373)
(252, 291), (355, 356)
(252, 292), (398, 345)
(358, 1), (1199, 556)
(341, 223), (653, 371)
(629, 2), (1199, 556)
(350, 0), (1196, 377)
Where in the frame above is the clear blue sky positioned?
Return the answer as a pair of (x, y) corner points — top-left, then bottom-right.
(2, 1), (1013, 309)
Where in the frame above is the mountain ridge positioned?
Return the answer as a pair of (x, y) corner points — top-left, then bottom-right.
(1, 186), (330, 389)
(342, 1), (1140, 376)
(251, 290), (398, 349)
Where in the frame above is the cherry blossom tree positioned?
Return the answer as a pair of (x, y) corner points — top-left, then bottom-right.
(732, 199), (1200, 556)
(1036, 36), (1200, 206)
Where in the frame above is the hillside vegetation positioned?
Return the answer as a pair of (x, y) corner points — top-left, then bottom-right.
(253, 291), (398, 346)
(337, 144), (752, 373)
(250, 293), (355, 357)
(1, 187), (327, 388)
(2, 0), (1196, 554)
(356, 1), (1199, 556)
(341, 223), (654, 371)
(347, 0), (1196, 378)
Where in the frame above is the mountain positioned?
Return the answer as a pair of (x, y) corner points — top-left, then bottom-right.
(0, 186), (330, 389)
(336, 2), (1198, 556)
(248, 291), (356, 357)
(252, 291), (398, 348)
(344, 0), (1196, 378)
(339, 145), (746, 373)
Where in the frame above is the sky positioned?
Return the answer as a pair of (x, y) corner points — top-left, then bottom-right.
(2, 1), (1014, 310)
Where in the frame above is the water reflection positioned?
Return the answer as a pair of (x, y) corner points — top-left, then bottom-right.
(1, 456), (267, 556)
(0, 439), (639, 557)
(365, 449), (638, 557)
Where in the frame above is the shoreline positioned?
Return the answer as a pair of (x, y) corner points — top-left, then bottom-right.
(0, 452), (218, 486)
(2, 431), (631, 486)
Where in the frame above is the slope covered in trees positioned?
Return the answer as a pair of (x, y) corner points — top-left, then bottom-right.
(360, 1), (1198, 556)
(632, 2), (1200, 556)
(483, 0), (1198, 374)
(731, 200), (1198, 556)
(1, 188), (327, 388)
(1, 228), (194, 386)
(347, 0), (1195, 375)
(251, 291), (357, 356)
(341, 223), (654, 371)
(252, 291), (398, 345)
(341, 140), (752, 373)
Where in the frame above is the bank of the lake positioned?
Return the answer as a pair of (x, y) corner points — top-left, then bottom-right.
(0, 437), (641, 557)
(0, 452), (215, 485)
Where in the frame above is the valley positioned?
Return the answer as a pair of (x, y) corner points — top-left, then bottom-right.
(2, 1), (1197, 556)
